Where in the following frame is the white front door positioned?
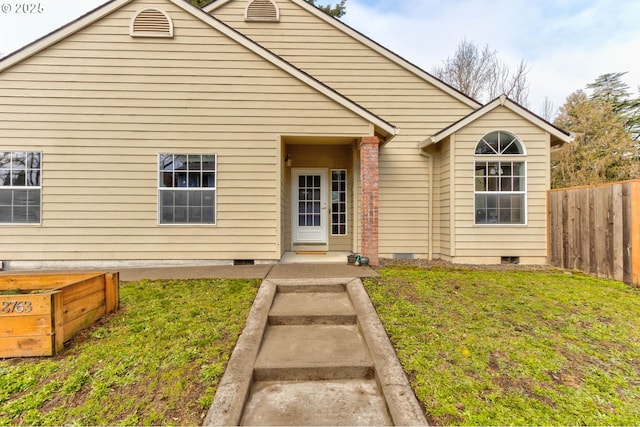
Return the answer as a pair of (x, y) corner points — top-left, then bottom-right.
(292, 168), (328, 244)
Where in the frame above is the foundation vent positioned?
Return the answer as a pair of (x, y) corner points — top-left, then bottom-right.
(501, 256), (520, 265)
(245, 0), (280, 22)
(130, 8), (174, 38)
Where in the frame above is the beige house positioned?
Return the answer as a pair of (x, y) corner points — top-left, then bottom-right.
(0, 0), (573, 269)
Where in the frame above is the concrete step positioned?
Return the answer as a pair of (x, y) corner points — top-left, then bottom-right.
(240, 379), (393, 426)
(268, 291), (356, 325)
(254, 324), (373, 381)
(204, 278), (428, 426)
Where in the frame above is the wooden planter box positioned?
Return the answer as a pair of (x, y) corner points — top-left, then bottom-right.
(0, 272), (119, 358)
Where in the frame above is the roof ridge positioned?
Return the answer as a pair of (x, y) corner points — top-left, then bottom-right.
(204, 0), (482, 109)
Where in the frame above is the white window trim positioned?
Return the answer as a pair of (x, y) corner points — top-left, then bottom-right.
(475, 130), (528, 156)
(473, 131), (528, 226)
(0, 151), (42, 226)
(330, 169), (348, 236)
(474, 160), (528, 226)
(157, 153), (218, 226)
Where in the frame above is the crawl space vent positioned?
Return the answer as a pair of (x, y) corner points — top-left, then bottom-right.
(130, 7), (174, 38)
(245, 0), (280, 22)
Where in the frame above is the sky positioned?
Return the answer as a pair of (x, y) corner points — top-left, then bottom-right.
(0, 0), (638, 116)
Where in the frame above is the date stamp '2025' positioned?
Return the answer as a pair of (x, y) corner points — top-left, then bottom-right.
(1, 3), (44, 14)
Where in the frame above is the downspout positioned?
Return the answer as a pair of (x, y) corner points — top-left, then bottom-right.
(419, 150), (434, 260)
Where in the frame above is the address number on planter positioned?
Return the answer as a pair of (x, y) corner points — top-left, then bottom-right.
(1, 300), (33, 313)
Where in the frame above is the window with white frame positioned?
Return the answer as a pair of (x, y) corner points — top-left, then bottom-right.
(474, 131), (526, 225)
(0, 151), (41, 224)
(331, 169), (347, 235)
(158, 154), (216, 224)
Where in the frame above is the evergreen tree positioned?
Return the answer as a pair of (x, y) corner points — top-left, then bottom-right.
(587, 72), (640, 142)
(551, 86), (639, 188)
(305, 0), (346, 18)
(187, 0), (347, 18)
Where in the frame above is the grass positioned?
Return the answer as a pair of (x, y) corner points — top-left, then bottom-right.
(3, 267), (640, 426)
(364, 265), (640, 425)
(0, 278), (259, 426)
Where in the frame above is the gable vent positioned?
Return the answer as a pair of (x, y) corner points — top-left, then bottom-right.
(130, 7), (174, 38)
(245, 0), (280, 22)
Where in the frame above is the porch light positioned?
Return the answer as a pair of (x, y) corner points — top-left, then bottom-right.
(285, 154), (292, 167)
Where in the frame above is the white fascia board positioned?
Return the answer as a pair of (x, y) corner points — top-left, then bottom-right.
(203, 0), (234, 12)
(173, 0), (397, 139)
(205, 0), (481, 110)
(0, 0), (132, 73)
(0, 0), (396, 140)
(420, 95), (573, 148)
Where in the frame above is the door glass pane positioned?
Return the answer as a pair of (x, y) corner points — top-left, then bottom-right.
(330, 170), (347, 235)
(298, 174), (323, 229)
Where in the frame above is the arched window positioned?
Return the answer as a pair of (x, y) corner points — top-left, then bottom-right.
(130, 7), (173, 38)
(245, 0), (280, 22)
(474, 131), (526, 225)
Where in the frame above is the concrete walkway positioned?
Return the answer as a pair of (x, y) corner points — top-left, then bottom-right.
(119, 254), (427, 426)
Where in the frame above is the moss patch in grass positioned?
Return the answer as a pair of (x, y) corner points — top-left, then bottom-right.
(364, 266), (640, 426)
(0, 278), (259, 426)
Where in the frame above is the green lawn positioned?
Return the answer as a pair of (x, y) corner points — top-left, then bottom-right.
(2, 267), (639, 426)
(364, 265), (640, 425)
(0, 278), (259, 426)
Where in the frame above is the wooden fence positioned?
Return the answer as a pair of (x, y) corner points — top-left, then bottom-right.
(547, 180), (640, 285)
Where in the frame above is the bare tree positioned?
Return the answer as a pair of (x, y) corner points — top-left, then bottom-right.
(433, 39), (496, 100)
(487, 59), (530, 107)
(434, 39), (530, 106)
(539, 96), (556, 122)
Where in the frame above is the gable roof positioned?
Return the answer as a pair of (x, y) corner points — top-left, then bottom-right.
(419, 95), (575, 148)
(0, 0), (397, 142)
(204, 0), (482, 110)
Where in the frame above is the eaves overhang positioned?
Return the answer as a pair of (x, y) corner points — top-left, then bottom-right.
(419, 95), (574, 149)
(0, 0), (397, 143)
(204, 0), (482, 110)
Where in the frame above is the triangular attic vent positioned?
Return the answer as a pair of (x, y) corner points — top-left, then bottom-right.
(130, 7), (174, 37)
(245, 0), (280, 22)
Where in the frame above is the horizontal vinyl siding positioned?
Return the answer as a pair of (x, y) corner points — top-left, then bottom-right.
(0, 0), (373, 263)
(212, 0), (474, 257)
(452, 107), (550, 261)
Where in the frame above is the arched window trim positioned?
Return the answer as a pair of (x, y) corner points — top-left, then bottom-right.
(475, 130), (526, 156)
(245, 0), (280, 22)
(130, 7), (174, 38)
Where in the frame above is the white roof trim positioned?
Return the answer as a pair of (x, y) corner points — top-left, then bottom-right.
(0, 0), (396, 140)
(419, 95), (574, 148)
(205, 0), (481, 110)
(0, 0), (131, 72)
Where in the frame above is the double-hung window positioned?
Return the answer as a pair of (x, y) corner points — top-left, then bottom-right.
(474, 131), (526, 225)
(158, 154), (216, 224)
(0, 151), (41, 224)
